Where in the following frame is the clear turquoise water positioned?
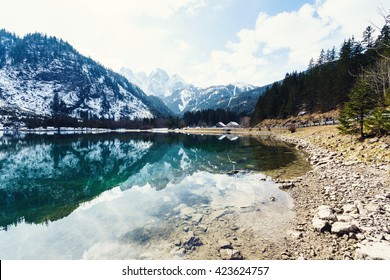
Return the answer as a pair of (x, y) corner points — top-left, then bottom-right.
(0, 132), (298, 259)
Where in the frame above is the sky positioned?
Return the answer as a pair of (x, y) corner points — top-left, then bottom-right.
(0, 0), (388, 87)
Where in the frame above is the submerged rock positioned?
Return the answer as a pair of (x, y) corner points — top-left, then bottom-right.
(239, 206), (256, 213)
(227, 170), (249, 176)
(209, 209), (233, 221)
(191, 214), (203, 225)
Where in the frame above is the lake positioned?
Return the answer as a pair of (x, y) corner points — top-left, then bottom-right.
(0, 131), (306, 259)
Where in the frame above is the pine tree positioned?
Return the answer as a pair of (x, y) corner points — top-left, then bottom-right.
(308, 58), (315, 70)
(338, 76), (377, 138)
(52, 92), (60, 116)
(363, 58), (390, 135)
(317, 49), (326, 65)
(362, 26), (375, 49)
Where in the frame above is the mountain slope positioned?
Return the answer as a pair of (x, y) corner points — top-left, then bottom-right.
(120, 67), (187, 99)
(164, 83), (267, 115)
(0, 30), (171, 126)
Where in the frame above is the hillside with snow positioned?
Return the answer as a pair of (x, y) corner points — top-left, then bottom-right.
(0, 30), (172, 127)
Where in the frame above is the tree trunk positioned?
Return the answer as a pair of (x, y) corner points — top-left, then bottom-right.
(360, 109), (364, 139)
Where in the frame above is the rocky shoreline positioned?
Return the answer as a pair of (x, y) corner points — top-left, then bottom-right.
(122, 127), (390, 260)
(267, 128), (390, 260)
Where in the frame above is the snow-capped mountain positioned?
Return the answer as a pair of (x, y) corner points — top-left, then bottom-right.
(0, 30), (172, 126)
(120, 67), (187, 99)
(121, 66), (266, 116)
(119, 68), (149, 93)
(164, 83), (267, 115)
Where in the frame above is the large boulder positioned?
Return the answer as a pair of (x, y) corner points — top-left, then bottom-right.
(331, 222), (359, 235)
(312, 216), (331, 232)
(317, 205), (336, 220)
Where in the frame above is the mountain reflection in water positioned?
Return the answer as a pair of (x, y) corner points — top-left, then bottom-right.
(0, 132), (297, 230)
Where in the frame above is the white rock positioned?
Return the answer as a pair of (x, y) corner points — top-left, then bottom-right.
(312, 216), (330, 232)
(368, 137), (378, 144)
(191, 214), (203, 225)
(336, 215), (354, 222)
(219, 249), (243, 260)
(239, 206), (255, 213)
(356, 233), (365, 241)
(342, 204), (358, 214)
(180, 207), (195, 217)
(317, 205), (335, 220)
(356, 242), (390, 260)
(331, 222), (359, 235)
(288, 230), (303, 239)
(218, 239), (232, 249)
(354, 200), (368, 216)
(209, 209), (232, 221)
(365, 203), (380, 212)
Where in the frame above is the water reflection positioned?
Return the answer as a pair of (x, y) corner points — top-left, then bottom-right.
(0, 132), (297, 230)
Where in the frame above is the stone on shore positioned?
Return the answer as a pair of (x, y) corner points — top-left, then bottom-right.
(317, 205), (336, 220)
(342, 204), (358, 214)
(280, 183), (294, 189)
(336, 215), (354, 222)
(219, 249), (244, 260)
(218, 239), (232, 249)
(182, 232), (203, 250)
(356, 242), (390, 260)
(312, 216), (330, 232)
(262, 126), (389, 260)
(331, 222), (359, 235)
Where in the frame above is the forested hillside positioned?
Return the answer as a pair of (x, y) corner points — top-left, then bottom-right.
(251, 20), (390, 128)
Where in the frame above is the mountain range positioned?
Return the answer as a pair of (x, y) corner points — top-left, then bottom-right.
(0, 29), (266, 127)
(120, 67), (267, 116)
(0, 30), (172, 126)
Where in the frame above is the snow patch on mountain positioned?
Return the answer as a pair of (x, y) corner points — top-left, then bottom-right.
(120, 67), (187, 98)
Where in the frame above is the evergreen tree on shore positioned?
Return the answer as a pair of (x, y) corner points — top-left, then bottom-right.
(338, 76), (377, 138)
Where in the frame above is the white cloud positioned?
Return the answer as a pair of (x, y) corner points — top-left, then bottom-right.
(0, 0), (204, 75)
(191, 0), (386, 87)
(317, 0), (385, 36)
(0, 0), (387, 88)
(77, 0), (206, 19)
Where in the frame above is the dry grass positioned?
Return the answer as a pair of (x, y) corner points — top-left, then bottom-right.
(269, 125), (390, 165)
(255, 110), (339, 127)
